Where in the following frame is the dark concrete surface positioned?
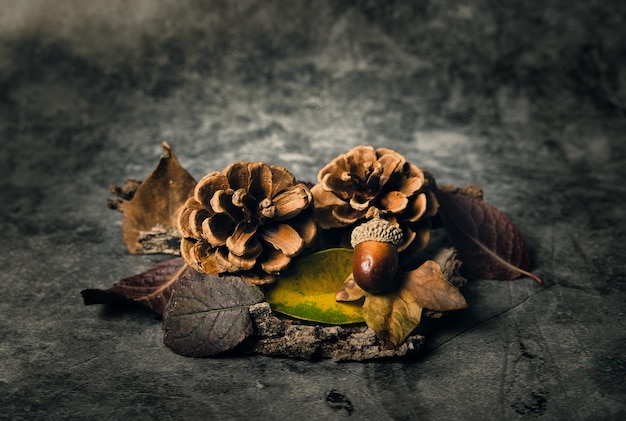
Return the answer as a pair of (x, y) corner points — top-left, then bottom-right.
(1, 1), (625, 419)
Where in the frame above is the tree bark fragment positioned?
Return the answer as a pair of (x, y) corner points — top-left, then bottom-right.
(247, 302), (424, 361)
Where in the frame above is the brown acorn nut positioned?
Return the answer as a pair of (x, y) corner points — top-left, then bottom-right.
(350, 218), (403, 294)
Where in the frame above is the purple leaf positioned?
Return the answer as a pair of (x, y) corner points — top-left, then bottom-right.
(434, 186), (543, 283)
(81, 257), (190, 314)
(163, 273), (265, 357)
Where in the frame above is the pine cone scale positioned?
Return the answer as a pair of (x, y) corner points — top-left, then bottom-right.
(195, 172), (227, 210)
(225, 222), (259, 257)
(260, 223), (304, 257)
(248, 162), (273, 202)
(273, 185), (313, 221)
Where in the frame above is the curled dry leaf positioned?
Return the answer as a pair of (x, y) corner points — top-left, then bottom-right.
(337, 260), (467, 348)
(163, 272), (265, 357)
(433, 184), (543, 283)
(81, 257), (191, 315)
(119, 142), (197, 254)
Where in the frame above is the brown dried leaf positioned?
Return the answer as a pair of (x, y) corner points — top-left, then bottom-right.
(404, 260), (468, 312)
(120, 142), (197, 254)
(163, 273), (265, 357)
(434, 185), (543, 283)
(81, 257), (191, 314)
(360, 289), (424, 349)
(337, 260), (467, 348)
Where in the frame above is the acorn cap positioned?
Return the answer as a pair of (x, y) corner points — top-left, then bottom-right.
(350, 217), (404, 248)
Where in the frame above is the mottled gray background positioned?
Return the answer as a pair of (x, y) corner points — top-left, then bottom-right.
(1, 1), (625, 419)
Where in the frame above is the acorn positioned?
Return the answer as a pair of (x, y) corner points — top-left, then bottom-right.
(350, 217), (403, 294)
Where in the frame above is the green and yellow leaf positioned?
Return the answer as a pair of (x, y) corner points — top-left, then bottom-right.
(266, 248), (365, 324)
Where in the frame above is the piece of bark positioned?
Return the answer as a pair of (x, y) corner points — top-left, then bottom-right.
(136, 224), (181, 255)
(107, 179), (142, 211)
(111, 179), (142, 200)
(247, 302), (424, 361)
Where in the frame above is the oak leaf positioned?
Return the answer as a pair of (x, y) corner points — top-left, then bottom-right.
(81, 257), (191, 314)
(119, 142), (197, 254)
(336, 260), (467, 348)
(433, 185), (543, 283)
(163, 272), (265, 357)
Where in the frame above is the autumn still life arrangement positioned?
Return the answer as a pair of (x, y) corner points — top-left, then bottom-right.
(82, 143), (542, 361)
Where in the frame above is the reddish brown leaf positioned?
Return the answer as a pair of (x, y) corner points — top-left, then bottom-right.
(120, 142), (197, 254)
(81, 257), (192, 314)
(434, 185), (543, 283)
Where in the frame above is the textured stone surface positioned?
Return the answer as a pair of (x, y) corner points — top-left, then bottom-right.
(1, 1), (625, 419)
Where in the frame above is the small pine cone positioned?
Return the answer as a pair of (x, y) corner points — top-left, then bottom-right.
(311, 146), (438, 254)
(178, 161), (317, 283)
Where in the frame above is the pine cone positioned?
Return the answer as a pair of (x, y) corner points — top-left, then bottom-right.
(178, 161), (317, 283)
(310, 146), (438, 253)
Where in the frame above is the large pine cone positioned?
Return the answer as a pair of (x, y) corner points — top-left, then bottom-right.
(310, 146), (438, 254)
(178, 161), (317, 283)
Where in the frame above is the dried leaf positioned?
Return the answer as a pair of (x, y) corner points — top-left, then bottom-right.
(266, 249), (365, 325)
(120, 142), (197, 254)
(434, 185), (543, 283)
(404, 260), (468, 311)
(163, 273), (265, 357)
(81, 257), (191, 314)
(337, 260), (467, 348)
(360, 290), (424, 349)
